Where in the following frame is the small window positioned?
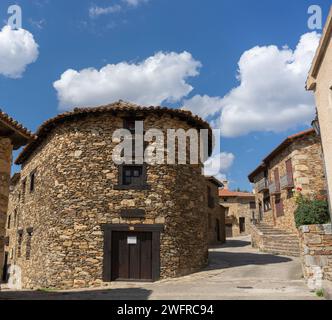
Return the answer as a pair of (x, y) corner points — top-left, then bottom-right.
(7, 214), (11, 229)
(17, 231), (23, 258)
(26, 228), (33, 260)
(30, 171), (36, 193)
(249, 201), (256, 209)
(22, 179), (26, 203)
(124, 119), (136, 133)
(14, 210), (18, 226)
(115, 164), (150, 190)
(263, 195), (271, 212)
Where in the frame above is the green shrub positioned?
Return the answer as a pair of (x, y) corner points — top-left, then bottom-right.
(295, 197), (330, 228)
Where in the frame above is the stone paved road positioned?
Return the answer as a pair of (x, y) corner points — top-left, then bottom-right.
(0, 236), (322, 300)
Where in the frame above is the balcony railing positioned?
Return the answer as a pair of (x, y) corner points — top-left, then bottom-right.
(280, 174), (294, 190)
(256, 178), (269, 193)
(269, 182), (280, 194)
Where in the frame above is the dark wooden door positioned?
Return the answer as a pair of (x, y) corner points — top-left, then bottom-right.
(226, 224), (233, 238)
(239, 218), (246, 233)
(111, 232), (152, 281)
(2, 252), (9, 282)
(215, 219), (221, 241)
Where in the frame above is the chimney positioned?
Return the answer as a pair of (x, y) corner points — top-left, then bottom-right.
(222, 180), (229, 190)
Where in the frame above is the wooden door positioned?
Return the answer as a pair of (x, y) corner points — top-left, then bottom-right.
(2, 252), (9, 282)
(215, 219), (221, 241)
(226, 224), (233, 238)
(111, 231), (152, 281)
(239, 218), (246, 233)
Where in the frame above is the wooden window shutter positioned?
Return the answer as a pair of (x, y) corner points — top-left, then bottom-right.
(286, 159), (294, 186)
(274, 168), (280, 192)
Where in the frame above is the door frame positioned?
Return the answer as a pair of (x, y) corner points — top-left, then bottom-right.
(101, 224), (164, 282)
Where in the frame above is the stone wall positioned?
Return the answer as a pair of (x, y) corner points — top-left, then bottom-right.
(299, 224), (332, 289)
(220, 196), (255, 237)
(6, 111), (210, 289)
(272, 134), (325, 233)
(207, 180), (226, 245)
(0, 137), (13, 280)
(251, 133), (326, 234)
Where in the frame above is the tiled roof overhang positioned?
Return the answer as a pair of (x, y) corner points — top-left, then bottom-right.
(306, 6), (332, 90)
(0, 109), (35, 149)
(248, 129), (315, 183)
(15, 101), (213, 165)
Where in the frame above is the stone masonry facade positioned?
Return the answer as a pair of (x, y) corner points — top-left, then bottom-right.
(206, 178), (226, 245)
(5, 103), (213, 290)
(249, 130), (327, 234)
(0, 138), (13, 280)
(220, 189), (256, 238)
(299, 224), (332, 289)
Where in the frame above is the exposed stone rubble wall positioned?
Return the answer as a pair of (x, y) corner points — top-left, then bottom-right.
(221, 197), (256, 237)
(6, 112), (210, 289)
(0, 138), (13, 280)
(252, 133), (326, 234)
(207, 180), (226, 245)
(299, 224), (332, 289)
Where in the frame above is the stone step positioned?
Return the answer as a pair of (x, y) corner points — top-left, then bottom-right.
(261, 249), (300, 257)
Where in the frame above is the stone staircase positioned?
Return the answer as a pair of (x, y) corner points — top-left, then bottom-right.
(252, 223), (301, 257)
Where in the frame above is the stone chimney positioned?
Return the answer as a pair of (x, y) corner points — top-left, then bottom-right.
(222, 180), (229, 190)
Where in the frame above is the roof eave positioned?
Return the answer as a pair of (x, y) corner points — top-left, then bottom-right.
(306, 6), (332, 85)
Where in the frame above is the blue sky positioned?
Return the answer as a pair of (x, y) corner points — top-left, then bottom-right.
(0, 0), (331, 191)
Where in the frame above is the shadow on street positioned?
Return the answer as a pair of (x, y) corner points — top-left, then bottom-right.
(0, 287), (152, 300)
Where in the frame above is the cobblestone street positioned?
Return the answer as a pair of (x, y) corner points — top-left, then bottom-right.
(0, 236), (321, 300)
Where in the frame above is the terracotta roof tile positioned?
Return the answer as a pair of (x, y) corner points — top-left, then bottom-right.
(248, 128), (316, 182)
(219, 189), (255, 198)
(0, 109), (35, 139)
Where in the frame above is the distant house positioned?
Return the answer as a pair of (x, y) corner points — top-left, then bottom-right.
(206, 177), (226, 245)
(0, 110), (33, 282)
(306, 6), (332, 216)
(219, 182), (256, 238)
(248, 129), (326, 233)
(248, 129), (326, 256)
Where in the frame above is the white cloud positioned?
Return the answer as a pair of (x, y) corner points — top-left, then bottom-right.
(123, 0), (149, 7)
(204, 152), (235, 181)
(54, 51), (201, 110)
(0, 26), (39, 78)
(89, 0), (149, 18)
(182, 94), (223, 120)
(89, 5), (122, 18)
(183, 32), (320, 137)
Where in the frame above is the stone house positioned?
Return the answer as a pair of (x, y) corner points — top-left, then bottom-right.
(0, 110), (33, 282)
(219, 182), (256, 238)
(249, 129), (326, 232)
(4, 101), (216, 290)
(306, 6), (332, 218)
(305, 7), (332, 290)
(248, 129), (326, 256)
(206, 177), (226, 245)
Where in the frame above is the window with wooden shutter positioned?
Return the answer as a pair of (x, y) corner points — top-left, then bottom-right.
(275, 195), (284, 217)
(274, 168), (281, 193)
(285, 159), (294, 187)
